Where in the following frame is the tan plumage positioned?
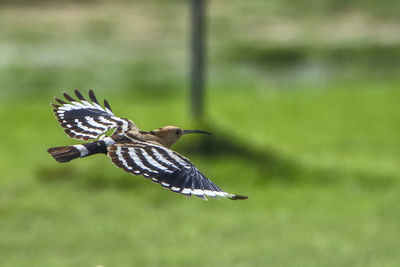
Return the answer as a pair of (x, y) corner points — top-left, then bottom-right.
(126, 126), (211, 148)
(47, 90), (248, 200)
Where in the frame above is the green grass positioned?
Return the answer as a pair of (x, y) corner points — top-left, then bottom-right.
(0, 1), (400, 266)
(1, 83), (400, 267)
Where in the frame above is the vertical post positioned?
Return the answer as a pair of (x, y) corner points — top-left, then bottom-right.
(190, 0), (206, 120)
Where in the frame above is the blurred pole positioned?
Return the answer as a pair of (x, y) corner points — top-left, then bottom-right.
(190, 0), (206, 120)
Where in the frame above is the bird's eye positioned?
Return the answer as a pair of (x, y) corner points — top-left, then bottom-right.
(176, 130), (180, 135)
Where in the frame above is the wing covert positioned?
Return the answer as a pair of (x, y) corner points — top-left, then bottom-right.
(107, 141), (247, 200)
(52, 90), (136, 140)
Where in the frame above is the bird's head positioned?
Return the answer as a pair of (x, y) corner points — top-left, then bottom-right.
(151, 126), (211, 147)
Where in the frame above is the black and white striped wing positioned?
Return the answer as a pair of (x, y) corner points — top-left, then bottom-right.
(107, 141), (247, 200)
(52, 90), (136, 140)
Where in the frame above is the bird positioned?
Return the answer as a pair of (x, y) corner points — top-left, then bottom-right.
(47, 90), (248, 200)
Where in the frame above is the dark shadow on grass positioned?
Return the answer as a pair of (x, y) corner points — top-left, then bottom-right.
(37, 125), (398, 192)
(37, 164), (145, 192)
(177, 124), (398, 189)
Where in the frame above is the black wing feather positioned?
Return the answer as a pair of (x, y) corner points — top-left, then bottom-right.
(54, 97), (66, 105)
(74, 89), (85, 101)
(51, 90), (136, 140)
(103, 99), (113, 112)
(107, 141), (247, 200)
(89, 89), (99, 104)
(63, 92), (76, 102)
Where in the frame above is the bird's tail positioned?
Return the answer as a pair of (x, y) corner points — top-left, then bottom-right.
(47, 140), (109, 163)
(47, 146), (82, 162)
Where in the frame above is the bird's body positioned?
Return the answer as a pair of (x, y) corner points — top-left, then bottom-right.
(47, 90), (247, 200)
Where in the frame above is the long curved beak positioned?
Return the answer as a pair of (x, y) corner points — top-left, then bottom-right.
(183, 129), (212, 135)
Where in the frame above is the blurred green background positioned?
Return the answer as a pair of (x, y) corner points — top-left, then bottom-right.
(0, 0), (399, 266)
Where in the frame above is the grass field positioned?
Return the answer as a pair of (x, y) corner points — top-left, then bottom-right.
(0, 1), (399, 266)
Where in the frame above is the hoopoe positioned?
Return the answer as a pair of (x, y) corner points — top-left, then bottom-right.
(47, 90), (248, 200)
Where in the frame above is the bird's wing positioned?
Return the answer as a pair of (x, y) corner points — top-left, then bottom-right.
(51, 90), (137, 140)
(107, 141), (247, 200)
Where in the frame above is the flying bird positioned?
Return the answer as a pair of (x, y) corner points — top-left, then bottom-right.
(47, 90), (248, 200)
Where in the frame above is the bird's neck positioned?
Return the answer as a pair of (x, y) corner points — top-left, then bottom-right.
(125, 130), (171, 148)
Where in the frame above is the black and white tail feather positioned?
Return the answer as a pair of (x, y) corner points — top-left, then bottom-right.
(48, 90), (247, 201)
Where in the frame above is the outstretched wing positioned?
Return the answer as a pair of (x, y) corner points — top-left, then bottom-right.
(52, 90), (137, 140)
(107, 141), (247, 200)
